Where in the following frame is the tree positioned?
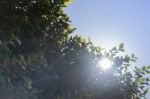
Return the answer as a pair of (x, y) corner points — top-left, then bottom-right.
(36, 36), (150, 99)
(0, 0), (72, 98)
(0, 0), (149, 99)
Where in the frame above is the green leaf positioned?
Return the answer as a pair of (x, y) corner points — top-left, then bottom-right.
(124, 55), (130, 63)
(143, 88), (149, 95)
(119, 43), (125, 51)
(119, 43), (124, 48)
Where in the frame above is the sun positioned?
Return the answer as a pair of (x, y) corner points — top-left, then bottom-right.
(98, 58), (113, 71)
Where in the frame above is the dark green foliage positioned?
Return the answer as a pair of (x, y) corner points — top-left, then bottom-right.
(0, 0), (149, 99)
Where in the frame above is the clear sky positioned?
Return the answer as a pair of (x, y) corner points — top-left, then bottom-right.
(65, 0), (150, 66)
(65, 0), (150, 97)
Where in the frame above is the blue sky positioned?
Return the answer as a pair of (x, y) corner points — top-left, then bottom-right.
(65, 0), (150, 97)
(65, 0), (150, 66)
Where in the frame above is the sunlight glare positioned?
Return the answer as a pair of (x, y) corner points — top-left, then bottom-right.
(99, 58), (113, 71)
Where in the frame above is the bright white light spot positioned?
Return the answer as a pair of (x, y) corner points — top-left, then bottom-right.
(99, 58), (113, 71)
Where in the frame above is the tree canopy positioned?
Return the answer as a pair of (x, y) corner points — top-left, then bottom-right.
(0, 0), (149, 99)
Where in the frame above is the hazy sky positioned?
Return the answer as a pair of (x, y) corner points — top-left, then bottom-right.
(65, 0), (150, 97)
(65, 0), (150, 66)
